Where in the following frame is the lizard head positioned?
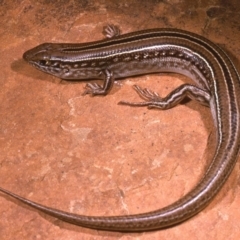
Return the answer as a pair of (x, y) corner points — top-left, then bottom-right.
(23, 43), (101, 80)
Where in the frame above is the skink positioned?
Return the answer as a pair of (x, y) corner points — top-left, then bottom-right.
(0, 25), (240, 232)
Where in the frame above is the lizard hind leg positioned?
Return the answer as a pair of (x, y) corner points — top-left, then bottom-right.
(118, 84), (211, 110)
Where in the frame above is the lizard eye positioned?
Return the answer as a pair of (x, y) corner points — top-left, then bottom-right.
(39, 60), (51, 66)
(39, 60), (45, 65)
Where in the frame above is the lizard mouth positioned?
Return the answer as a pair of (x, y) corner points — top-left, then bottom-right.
(22, 49), (32, 62)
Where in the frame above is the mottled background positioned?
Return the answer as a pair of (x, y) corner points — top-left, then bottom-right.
(1, 0), (240, 239)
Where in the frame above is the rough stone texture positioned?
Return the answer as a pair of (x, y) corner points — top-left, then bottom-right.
(0, 0), (240, 239)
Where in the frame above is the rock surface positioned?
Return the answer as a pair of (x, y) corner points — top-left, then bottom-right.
(0, 1), (240, 239)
